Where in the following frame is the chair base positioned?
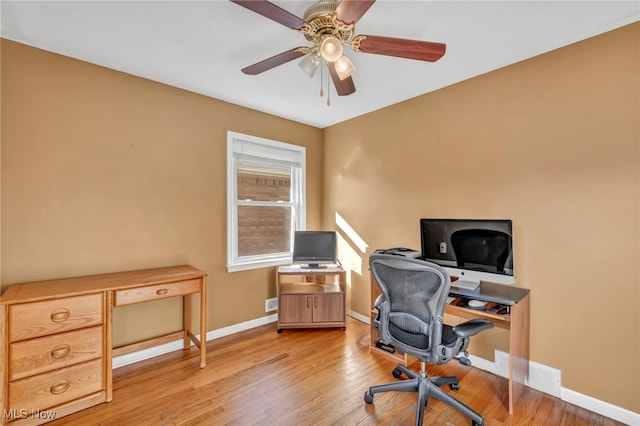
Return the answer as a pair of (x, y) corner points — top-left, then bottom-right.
(364, 363), (484, 426)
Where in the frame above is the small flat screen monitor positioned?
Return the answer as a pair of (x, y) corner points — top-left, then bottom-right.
(420, 218), (514, 289)
(292, 231), (337, 268)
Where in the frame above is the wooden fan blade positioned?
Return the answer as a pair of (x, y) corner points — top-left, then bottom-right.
(242, 48), (307, 75)
(334, 0), (375, 25)
(327, 62), (356, 96)
(355, 35), (446, 62)
(230, 0), (306, 30)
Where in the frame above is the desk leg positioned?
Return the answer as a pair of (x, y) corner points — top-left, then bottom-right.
(199, 276), (207, 368)
(183, 278), (207, 368)
(183, 295), (191, 350)
(508, 294), (530, 414)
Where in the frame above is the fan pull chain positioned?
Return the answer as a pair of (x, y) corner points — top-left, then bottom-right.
(319, 60), (324, 98)
(326, 62), (331, 106)
(320, 61), (331, 106)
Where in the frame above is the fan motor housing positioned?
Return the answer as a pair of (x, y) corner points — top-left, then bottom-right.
(302, 0), (353, 44)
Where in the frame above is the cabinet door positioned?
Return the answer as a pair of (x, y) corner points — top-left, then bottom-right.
(279, 295), (313, 324)
(313, 293), (344, 323)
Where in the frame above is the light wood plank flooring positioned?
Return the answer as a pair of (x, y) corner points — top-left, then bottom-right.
(50, 317), (623, 425)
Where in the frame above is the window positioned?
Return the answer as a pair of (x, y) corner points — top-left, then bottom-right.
(227, 131), (306, 272)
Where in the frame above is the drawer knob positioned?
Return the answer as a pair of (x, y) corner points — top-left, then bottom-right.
(50, 380), (70, 395)
(50, 344), (71, 359)
(50, 308), (71, 323)
(156, 289), (169, 296)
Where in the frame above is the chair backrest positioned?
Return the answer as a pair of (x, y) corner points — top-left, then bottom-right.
(451, 229), (511, 273)
(370, 255), (451, 359)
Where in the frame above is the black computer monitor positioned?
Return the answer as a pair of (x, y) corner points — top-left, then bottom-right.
(420, 219), (514, 288)
(292, 231), (337, 268)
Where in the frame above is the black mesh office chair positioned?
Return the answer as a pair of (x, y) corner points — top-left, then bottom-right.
(364, 254), (494, 426)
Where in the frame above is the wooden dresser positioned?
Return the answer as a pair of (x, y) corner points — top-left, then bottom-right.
(0, 265), (207, 425)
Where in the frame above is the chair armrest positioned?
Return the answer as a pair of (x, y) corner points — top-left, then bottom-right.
(452, 318), (494, 338)
(374, 294), (385, 309)
(374, 295), (393, 345)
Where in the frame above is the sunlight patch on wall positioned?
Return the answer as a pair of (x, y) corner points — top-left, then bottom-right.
(335, 211), (369, 278)
(336, 212), (368, 253)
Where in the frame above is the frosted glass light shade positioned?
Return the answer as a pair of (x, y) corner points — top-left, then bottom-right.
(334, 55), (355, 80)
(299, 53), (320, 78)
(320, 36), (342, 62)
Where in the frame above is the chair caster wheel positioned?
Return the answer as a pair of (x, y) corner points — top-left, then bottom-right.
(277, 329), (283, 334)
(472, 420), (483, 426)
(364, 391), (374, 404)
(458, 357), (472, 366)
(392, 368), (402, 379)
(450, 383), (460, 390)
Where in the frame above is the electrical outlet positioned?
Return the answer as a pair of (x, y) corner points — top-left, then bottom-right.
(439, 241), (447, 254)
(265, 297), (278, 312)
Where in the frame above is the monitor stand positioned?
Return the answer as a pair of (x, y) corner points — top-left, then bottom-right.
(451, 278), (480, 291)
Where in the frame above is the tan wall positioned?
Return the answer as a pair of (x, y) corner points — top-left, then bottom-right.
(0, 39), (323, 345)
(2, 22), (639, 414)
(323, 23), (639, 412)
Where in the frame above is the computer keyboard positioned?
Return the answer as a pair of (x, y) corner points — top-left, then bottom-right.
(451, 279), (480, 291)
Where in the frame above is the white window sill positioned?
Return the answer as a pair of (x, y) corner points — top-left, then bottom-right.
(226, 257), (292, 273)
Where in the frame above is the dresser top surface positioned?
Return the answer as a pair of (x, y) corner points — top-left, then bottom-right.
(278, 265), (345, 274)
(1, 265), (207, 304)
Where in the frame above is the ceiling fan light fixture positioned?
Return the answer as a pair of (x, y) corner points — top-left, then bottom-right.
(334, 55), (356, 80)
(319, 35), (343, 62)
(299, 53), (321, 78)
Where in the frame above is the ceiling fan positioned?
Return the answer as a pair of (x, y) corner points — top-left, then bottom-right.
(230, 0), (446, 99)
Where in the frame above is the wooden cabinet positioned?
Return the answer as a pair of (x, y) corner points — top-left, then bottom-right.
(276, 266), (346, 332)
(0, 265), (207, 425)
(3, 293), (107, 425)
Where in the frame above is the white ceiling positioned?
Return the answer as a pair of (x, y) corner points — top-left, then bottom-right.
(2, 1), (638, 128)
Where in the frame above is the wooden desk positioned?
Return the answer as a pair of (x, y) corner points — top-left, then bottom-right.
(369, 274), (530, 415)
(0, 265), (207, 425)
(445, 292), (530, 414)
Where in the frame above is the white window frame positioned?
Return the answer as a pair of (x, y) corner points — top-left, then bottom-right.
(226, 131), (306, 272)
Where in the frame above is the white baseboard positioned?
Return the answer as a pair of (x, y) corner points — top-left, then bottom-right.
(348, 310), (370, 324)
(113, 314), (639, 425)
(112, 339), (187, 369)
(561, 388), (640, 426)
(470, 350), (637, 425)
(112, 313), (278, 369)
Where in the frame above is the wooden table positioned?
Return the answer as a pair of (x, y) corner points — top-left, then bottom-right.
(0, 265), (207, 425)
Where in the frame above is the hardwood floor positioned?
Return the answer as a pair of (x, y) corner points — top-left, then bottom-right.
(50, 317), (622, 426)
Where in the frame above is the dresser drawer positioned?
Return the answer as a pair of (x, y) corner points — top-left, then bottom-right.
(10, 326), (104, 381)
(9, 294), (103, 342)
(113, 278), (201, 306)
(8, 358), (103, 411)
